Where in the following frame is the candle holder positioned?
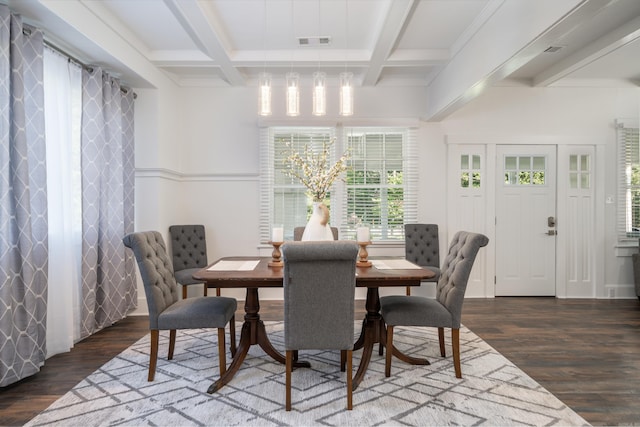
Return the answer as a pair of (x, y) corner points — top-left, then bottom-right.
(268, 241), (284, 268)
(356, 241), (372, 268)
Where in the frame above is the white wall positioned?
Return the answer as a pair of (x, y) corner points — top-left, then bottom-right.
(130, 80), (639, 312)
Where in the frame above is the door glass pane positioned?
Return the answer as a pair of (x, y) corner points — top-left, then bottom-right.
(569, 155), (578, 171)
(581, 173), (590, 189)
(505, 156), (517, 169)
(570, 172), (578, 189)
(461, 154), (468, 169)
(519, 156), (531, 169)
(580, 155), (589, 171)
(461, 172), (469, 188)
(532, 156), (545, 170)
(472, 155), (481, 169)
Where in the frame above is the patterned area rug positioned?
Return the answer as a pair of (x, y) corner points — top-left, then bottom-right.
(26, 322), (589, 426)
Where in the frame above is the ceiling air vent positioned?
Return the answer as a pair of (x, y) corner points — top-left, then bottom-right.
(298, 36), (331, 46)
(544, 46), (563, 53)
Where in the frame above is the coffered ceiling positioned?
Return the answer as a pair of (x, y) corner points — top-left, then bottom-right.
(7, 0), (640, 119)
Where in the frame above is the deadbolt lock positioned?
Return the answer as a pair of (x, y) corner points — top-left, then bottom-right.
(547, 216), (556, 227)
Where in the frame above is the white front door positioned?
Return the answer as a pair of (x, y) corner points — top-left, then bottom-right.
(495, 145), (557, 296)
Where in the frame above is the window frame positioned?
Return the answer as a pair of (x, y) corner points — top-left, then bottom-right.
(259, 125), (417, 243)
(616, 118), (640, 242)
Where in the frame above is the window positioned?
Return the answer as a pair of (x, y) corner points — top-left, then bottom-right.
(260, 126), (417, 242)
(461, 154), (481, 188)
(617, 119), (640, 241)
(503, 155), (546, 185)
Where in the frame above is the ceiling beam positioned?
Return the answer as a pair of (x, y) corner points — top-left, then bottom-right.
(361, 0), (417, 87)
(532, 14), (640, 86)
(422, 0), (613, 122)
(163, 0), (245, 86)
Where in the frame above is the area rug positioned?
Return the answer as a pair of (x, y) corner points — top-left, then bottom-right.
(26, 322), (589, 426)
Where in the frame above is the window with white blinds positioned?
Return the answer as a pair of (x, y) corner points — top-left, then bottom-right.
(259, 126), (417, 243)
(616, 119), (640, 242)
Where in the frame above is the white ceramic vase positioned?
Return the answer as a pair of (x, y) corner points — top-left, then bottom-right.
(301, 202), (335, 241)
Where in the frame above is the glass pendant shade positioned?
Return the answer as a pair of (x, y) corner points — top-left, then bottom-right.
(312, 71), (327, 116)
(339, 71), (354, 116)
(258, 72), (272, 116)
(285, 72), (300, 117)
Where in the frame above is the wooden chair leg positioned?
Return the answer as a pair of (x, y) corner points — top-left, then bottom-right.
(216, 287), (221, 296)
(286, 350), (293, 411)
(406, 286), (411, 295)
(203, 283), (207, 296)
(149, 330), (159, 381)
(340, 349), (346, 372)
(182, 285), (187, 299)
(218, 328), (227, 375)
(229, 316), (237, 357)
(346, 349), (353, 410)
(385, 325), (394, 377)
(168, 329), (176, 360)
(438, 327), (446, 357)
(452, 328), (461, 378)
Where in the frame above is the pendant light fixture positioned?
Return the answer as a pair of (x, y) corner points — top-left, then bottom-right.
(340, 0), (354, 116)
(258, 0), (272, 116)
(312, 1), (326, 116)
(285, 0), (300, 117)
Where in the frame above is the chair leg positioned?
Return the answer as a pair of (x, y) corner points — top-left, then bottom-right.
(182, 285), (188, 299)
(218, 328), (227, 375)
(216, 287), (221, 296)
(168, 330), (176, 360)
(149, 330), (159, 381)
(203, 283), (207, 297)
(229, 316), (237, 357)
(406, 286), (411, 296)
(452, 328), (461, 378)
(438, 327), (446, 357)
(286, 350), (293, 411)
(385, 325), (394, 377)
(340, 349), (346, 372)
(346, 349), (353, 410)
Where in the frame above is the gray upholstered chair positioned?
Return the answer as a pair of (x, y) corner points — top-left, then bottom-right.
(293, 226), (338, 241)
(123, 231), (237, 382)
(381, 231), (489, 379)
(169, 225), (214, 298)
(404, 223), (441, 295)
(282, 240), (359, 411)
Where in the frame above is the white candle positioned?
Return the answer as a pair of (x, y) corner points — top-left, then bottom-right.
(357, 226), (370, 243)
(272, 226), (284, 242)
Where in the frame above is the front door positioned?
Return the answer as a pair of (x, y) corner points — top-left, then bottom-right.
(495, 145), (557, 296)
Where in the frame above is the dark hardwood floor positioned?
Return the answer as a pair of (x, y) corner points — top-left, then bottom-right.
(2, 297), (639, 426)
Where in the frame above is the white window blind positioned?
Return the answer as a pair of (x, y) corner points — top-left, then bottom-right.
(616, 119), (640, 242)
(260, 126), (417, 243)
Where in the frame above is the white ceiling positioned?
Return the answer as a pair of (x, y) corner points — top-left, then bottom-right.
(7, 0), (640, 119)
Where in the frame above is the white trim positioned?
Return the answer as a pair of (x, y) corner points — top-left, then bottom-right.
(135, 168), (258, 182)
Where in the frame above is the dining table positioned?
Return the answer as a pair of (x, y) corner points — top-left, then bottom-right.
(193, 256), (435, 394)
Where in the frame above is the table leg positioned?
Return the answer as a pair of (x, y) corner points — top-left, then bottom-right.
(207, 287), (309, 394)
(353, 287), (382, 391)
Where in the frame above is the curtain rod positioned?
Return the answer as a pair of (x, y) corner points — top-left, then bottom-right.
(23, 26), (137, 99)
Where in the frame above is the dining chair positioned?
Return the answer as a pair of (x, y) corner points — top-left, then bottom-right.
(123, 231), (237, 382)
(380, 231), (489, 379)
(404, 223), (441, 295)
(169, 225), (219, 298)
(282, 240), (359, 411)
(293, 226), (338, 241)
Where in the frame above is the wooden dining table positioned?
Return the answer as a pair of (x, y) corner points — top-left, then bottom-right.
(193, 256), (435, 394)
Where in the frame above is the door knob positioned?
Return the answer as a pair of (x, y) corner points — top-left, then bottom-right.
(546, 230), (557, 236)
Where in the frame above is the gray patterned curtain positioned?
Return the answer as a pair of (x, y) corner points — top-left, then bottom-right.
(0, 5), (48, 386)
(80, 67), (136, 338)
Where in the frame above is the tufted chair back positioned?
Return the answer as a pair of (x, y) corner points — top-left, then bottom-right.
(405, 224), (440, 271)
(123, 231), (180, 329)
(436, 231), (489, 328)
(169, 225), (208, 271)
